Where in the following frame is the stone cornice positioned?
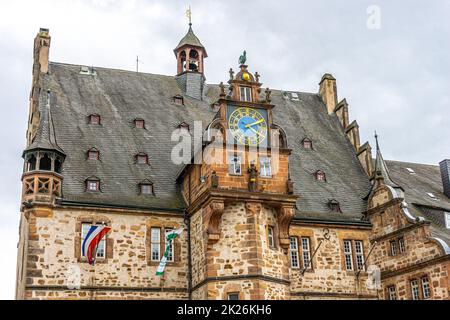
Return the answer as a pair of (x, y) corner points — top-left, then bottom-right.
(192, 274), (290, 292)
(381, 254), (450, 280)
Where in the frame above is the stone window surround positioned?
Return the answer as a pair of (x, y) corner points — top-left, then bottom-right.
(408, 273), (432, 300)
(267, 225), (276, 249)
(387, 235), (407, 257)
(74, 215), (113, 264)
(341, 239), (366, 273)
(386, 284), (397, 300)
(145, 224), (181, 267)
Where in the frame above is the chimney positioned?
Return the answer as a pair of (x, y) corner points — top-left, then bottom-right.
(439, 159), (450, 198)
(33, 28), (51, 75)
(319, 73), (337, 114)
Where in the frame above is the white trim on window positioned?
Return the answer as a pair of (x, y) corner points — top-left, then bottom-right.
(289, 237), (299, 268)
(354, 240), (365, 271)
(421, 277), (431, 299)
(259, 157), (272, 178)
(387, 285), (397, 300)
(81, 223), (106, 259)
(301, 237), (311, 269)
(267, 226), (275, 248)
(165, 228), (174, 262)
(445, 212), (450, 229)
(343, 240), (353, 271)
(228, 155), (242, 175)
(411, 279), (420, 300)
(240, 86), (252, 102)
(150, 227), (161, 261)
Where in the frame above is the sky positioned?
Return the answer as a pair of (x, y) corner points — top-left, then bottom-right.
(0, 0), (449, 299)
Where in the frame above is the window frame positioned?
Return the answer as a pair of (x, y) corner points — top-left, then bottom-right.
(398, 237), (406, 254)
(88, 149), (100, 160)
(387, 285), (397, 300)
(354, 240), (365, 271)
(228, 154), (242, 175)
(239, 86), (252, 102)
(164, 228), (175, 263)
(289, 236), (300, 269)
(81, 223), (106, 259)
(140, 183), (154, 195)
(150, 227), (161, 262)
(410, 279), (420, 300)
(267, 226), (275, 248)
(86, 179), (100, 192)
(343, 239), (354, 271)
(302, 138), (312, 150)
(134, 119), (145, 129)
(228, 293), (239, 300)
(390, 240), (398, 256)
(89, 114), (101, 125)
(259, 156), (272, 178)
(421, 276), (431, 299)
(301, 237), (312, 270)
(445, 212), (450, 229)
(136, 153), (149, 165)
(315, 170), (326, 182)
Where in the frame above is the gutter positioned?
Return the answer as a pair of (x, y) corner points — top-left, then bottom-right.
(57, 199), (185, 213)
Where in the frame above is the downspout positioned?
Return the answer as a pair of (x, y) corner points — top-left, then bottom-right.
(185, 173), (193, 300)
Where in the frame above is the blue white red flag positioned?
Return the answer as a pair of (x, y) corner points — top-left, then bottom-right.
(82, 225), (111, 265)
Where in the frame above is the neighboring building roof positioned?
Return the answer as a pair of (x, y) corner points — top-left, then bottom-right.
(386, 160), (450, 247)
(38, 62), (371, 221)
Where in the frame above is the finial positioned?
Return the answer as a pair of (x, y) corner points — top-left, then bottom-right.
(255, 72), (260, 83)
(219, 82), (226, 98)
(374, 130), (380, 151)
(265, 88), (272, 103)
(186, 6), (192, 26)
(238, 50), (247, 65)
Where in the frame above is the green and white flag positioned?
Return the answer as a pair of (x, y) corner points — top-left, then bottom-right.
(156, 227), (183, 276)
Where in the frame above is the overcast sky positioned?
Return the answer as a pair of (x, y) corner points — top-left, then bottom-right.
(0, 0), (449, 299)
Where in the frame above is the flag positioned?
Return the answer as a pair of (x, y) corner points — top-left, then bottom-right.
(156, 227), (183, 276)
(82, 225), (111, 265)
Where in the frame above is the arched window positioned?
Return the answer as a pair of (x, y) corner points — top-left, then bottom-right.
(39, 153), (52, 171)
(328, 199), (341, 212)
(180, 50), (186, 70)
(271, 124), (288, 149)
(27, 154), (37, 171)
(302, 138), (313, 150)
(188, 50), (199, 71)
(314, 170), (326, 182)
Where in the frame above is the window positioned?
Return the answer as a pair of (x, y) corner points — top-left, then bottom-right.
(134, 119), (145, 129)
(390, 240), (398, 256)
(302, 138), (312, 150)
(411, 279), (420, 300)
(140, 183), (154, 195)
(228, 155), (242, 175)
(165, 229), (174, 262)
(354, 240), (365, 271)
(398, 237), (406, 253)
(315, 170), (326, 181)
(173, 95), (184, 105)
(86, 179), (100, 192)
(150, 227), (161, 261)
(343, 240), (353, 271)
(445, 212), (450, 229)
(421, 277), (431, 299)
(89, 114), (101, 125)
(228, 293), (239, 300)
(387, 285), (397, 300)
(88, 148), (99, 160)
(329, 199), (341, 213)
(81, 223), (105, 259)
(267, 226), (275, 248)
(289, 237), (299, 268)
(136, 153), (149, 165)
(260, 157), (272, 178)
(301, 237), (312, 269)
(240, 86), (252, 102)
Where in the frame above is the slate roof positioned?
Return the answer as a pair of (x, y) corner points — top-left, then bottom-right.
(36, 62), (372, 221)
(385, 160), (450, 247)
(174, 25), (207, 56)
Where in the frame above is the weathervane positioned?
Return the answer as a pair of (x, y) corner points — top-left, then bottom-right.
(186, 6), (192, 25)
(239, 50), (247, 65)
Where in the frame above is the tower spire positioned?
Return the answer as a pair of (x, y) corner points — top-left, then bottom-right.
(372, 131), (400, 188)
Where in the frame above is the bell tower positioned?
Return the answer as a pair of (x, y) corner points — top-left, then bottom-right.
(174, 20), (207, 100)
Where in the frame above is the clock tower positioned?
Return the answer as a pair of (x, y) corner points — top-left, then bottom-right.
(180, 55), (298, 299)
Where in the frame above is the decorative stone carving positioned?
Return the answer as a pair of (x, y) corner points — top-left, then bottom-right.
(211, 171), (219, 188)
(203, 200), (225, 244)
(245, 201), (262, 216)
(277, 205), (295, 250)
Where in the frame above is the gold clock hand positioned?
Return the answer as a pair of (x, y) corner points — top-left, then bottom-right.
(245, 119), (264, 128)
(248, 126), (263, 137)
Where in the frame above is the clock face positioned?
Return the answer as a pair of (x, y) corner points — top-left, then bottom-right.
(228, 106), (268, 146)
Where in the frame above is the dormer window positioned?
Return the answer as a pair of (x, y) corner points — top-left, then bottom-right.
(134, 119), (145, 129)
(86, 177), (100, 192)
(328, 199), (341, 213)
(302, 138), (313, 150)
(315, 170), (326, 181)
(89, 114), (101, 125)
(87, 148), (100, 160)
(136, 153), (149, 165)
(174, 95), (184, 106)
(139, 182), (154, 195)
(240, 86), (252, 102)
